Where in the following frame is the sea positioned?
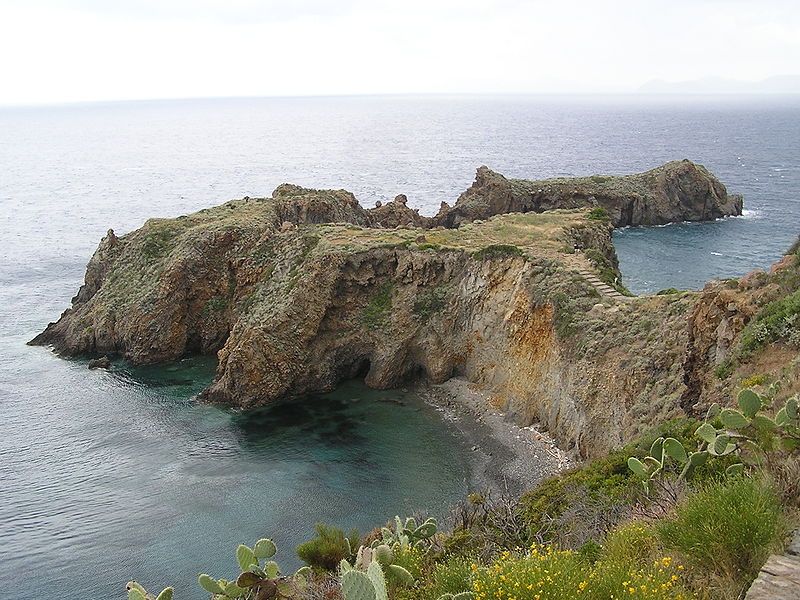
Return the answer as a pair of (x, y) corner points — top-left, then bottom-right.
(0, 94), (798, 599)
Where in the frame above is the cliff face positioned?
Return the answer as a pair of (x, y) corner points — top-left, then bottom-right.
(433, 160), (743, 228)
(34, 166), (788, 461)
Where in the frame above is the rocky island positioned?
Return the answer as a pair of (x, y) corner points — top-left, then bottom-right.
(32, 159), (796, 464)
(31, 159), (800, 600)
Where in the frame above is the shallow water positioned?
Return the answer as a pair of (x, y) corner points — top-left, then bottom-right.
(0, 359), (467, 599)
(1, 94), (799, 599)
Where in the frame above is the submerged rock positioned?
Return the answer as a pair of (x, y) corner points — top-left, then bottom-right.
(87, 356), (111, 369)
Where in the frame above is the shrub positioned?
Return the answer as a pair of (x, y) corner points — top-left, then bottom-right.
(471, 545), (694, 600)
(587, 206), (611, 221)
(416, 242), (442, 251)
(517, 449), (639, 545)
(413, 288), (448, 321)
(390, 545), (425, 581)
(714, 359), (734, 380)
(656, 478), (782, 588)
(656, 288), (680, 295)
(363, 281), (394, 329)
(588, 555), (694, 600)
(429, 556), (474, 598)
(601, 521), (659, 567)
(740, 374), (768, 388)
(737, 287), (800, 356)
(296, 523), (360, 571)
(472, 547), (588, 600)
(472, 244), (525, 260)
(786, 234), (800, 256)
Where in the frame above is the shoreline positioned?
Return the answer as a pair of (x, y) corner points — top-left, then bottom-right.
(418, 377), (572, 498)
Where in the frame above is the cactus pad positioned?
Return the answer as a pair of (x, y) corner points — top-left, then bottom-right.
(341, 570), (377, 600)
(254, 538), (277, 559)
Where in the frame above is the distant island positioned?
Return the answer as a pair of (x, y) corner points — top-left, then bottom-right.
(639, 74), (800, 94)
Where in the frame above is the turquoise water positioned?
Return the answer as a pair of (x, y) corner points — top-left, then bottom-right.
(1, 94), (799, 599)
(0, 354), (467, 599)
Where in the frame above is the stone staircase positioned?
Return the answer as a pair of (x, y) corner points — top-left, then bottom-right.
(744, 530), (800, 599)
(574, 267), (629, 301)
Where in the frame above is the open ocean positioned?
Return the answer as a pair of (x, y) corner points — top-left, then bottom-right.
(0, 94), (798, 599)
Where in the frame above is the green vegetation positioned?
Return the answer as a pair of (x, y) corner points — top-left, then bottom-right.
(296, 523), (360, 571)
(738, 287), (800, 356)
(714, 237), (800, 379)
(201, 296), (229, 317)
(587, 206), (610, 221)
(413, 288), (448, 321)
(364, 281), (395, 329)
(627, 390), (800, 493)
(787, 235), (800, 256)
(589, 175), (612, 184)
(196, 538), (306, 599)
(741, 373), (768, 388)
(127, 582), (173, 600)
(472, 244), (525, 260)
(657, 478), (781, 592)
(714, 359), (734, 380)
(583, 248), (632, 296)
(416, 242), (442, 251)
(141, 225), (179, 259)
(656, 288), (680, 295)
(471, 543), (694, 600)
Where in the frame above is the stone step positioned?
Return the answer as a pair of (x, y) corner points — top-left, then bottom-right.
(573, 267), (629, 301)
(745, 554), (800, 599)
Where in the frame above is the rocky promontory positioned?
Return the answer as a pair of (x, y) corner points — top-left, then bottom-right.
(431, 159), (743, 228)
(32, 162), (793, 461)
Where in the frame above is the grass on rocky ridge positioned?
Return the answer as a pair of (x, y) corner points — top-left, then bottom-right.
(312, 210), (595, 258)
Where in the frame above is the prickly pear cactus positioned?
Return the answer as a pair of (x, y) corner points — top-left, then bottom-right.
(341, 570), (378, 600)
(126, 581), (173, 600)
(367, 560), (389, 600)
(254, 539), (277, 559)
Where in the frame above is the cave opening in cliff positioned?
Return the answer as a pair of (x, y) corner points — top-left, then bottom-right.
(352, 357), (371, 379)
(402, 363), (429, 385)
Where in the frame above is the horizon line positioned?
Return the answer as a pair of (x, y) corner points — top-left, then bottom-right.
(3, 90), (800, 110)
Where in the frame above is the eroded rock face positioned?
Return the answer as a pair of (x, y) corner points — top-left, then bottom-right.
(273, 184), (371, 226)
(367, 194), (428, 228)
(432, 160), (743, 228)
(33, 194), (654, 457)
(34, 167), (792, 461)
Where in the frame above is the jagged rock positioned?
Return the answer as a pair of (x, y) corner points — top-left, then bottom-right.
(739, 269), (768, 289)
(770, 255), (794, 274)
(272, 183), (370, 226)
(367, 193), (427, 228)
(431, 160), (742, 228)
(88, 356), (111, 369)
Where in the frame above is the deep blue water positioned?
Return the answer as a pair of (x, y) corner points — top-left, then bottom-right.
(1, 94), (799, 599)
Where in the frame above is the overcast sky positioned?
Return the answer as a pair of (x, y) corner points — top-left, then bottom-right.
(1, 0), (798, 105)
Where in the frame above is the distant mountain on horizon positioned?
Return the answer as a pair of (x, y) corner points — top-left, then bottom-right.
(638, 74), (800, 94)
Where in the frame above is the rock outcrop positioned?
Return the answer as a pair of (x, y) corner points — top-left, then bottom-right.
(273, 184), (371, 226)
(367, 194), (428, 228)
(432, 160), (743, 228)
(33, 166), (790, 461)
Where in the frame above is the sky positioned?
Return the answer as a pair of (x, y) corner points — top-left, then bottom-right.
(0, 0), (799, 105)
